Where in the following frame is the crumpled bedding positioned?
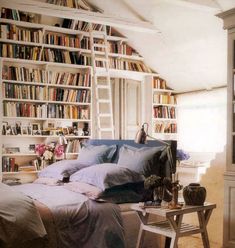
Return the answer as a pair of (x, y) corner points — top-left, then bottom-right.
(13, 183), (126, 248)
(0, 183), (47, 247)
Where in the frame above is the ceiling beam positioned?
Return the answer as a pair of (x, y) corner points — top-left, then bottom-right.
(0, 0), (159, 33)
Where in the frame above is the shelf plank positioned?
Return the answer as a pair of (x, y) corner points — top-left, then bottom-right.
(2, 153), (37, 156)
(0, 18), (128, 42)
(153, 88), (175, 93)
(0, 0), (159, 33)
(152, 118), (177, 121)
(2, 135), (90, 139)
(152, 103), (177, 107)
(2, 116), (91, 121)
(3, 171), (39, 175)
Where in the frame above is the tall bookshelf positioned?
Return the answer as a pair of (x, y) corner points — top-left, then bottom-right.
(151, 76), (177, 140)
(0, 2), (158, 183)
(217, 9), (235, 248)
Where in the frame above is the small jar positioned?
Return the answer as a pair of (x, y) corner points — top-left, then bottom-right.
(183, 183), (206, 205)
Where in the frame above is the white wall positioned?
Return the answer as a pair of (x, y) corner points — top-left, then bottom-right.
(177, 87), (226, 246)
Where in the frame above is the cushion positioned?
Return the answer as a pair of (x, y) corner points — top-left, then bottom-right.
(38, 160), (86, 180)
(64, 181), (143, 204)
(33, 177), (63, 186)
(77, 144), (117, 166)
(69, 163), (144, 191)
(117, 145), (164, 177)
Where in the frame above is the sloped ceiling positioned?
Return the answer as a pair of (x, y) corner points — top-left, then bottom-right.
(88, 0), (235, 92)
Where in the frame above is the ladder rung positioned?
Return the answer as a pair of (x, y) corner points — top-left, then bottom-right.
(93, 44), (105, 48)
(99, 128), (113, 131)
(97, 99), (111, 103)
(97, 85), (110, 89)
(95, 57), (108, 61)
(98, 113), (112, 117)
(92, 31), (106, 35)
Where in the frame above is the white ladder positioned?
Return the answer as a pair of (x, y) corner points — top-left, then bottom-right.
(89, 25), (114, 139)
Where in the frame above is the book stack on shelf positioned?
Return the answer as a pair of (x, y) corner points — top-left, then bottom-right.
(152, 76), (177, 139)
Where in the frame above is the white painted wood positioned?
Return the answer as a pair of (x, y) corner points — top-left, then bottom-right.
(131, 203), (216, 248)
(124, 79), (141, 139)
(0, 0), (159, 33)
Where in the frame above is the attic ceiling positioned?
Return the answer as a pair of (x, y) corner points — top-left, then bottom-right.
(87, 0), (235, 93)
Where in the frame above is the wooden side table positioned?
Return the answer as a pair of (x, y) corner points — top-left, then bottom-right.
(131, 203), (216, 248)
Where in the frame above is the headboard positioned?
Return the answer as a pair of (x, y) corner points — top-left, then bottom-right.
(86, 139), (177, 176)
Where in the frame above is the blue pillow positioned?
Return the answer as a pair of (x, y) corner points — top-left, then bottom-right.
(117, 145), (164, 177)
(70, 163), (144, 190)
(77, 144), (117, 166)
(38, 160), (85, 180)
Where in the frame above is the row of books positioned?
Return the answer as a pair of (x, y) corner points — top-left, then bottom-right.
(153, 77), (167, 89)
(48, 71), (91, 87)
(2, 157), (18, 172)
(153, 106), (176, 119)
(46, 0), (95, 11)
(98, 58), (151, 73)
(0, 43), (41, 60)
(65, 139), (81, 153)
(3, 83), (47, 100)
(42, 48), (92, 65)
(154, 122), (177, 133)
(0, 24), (43, 43)
(153, 94), (176, 105)
(48, 88), (91, 103)
(3, 102), (48, 118)
(45, 33), (80, 48)
(81, 37), (90, 50)
(47, 104), (89, 119)
(2, 65), (48, 83)
(2, 65), (91, 87)
(108, 41), (135, 55)
(1, 8), (40, 23)
(3, 102), (90, 119)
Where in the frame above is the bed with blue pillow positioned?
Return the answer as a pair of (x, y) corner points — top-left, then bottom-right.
(0, 139), (176, 248)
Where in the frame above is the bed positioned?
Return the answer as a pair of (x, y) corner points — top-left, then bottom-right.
(0, 139), (177, 248)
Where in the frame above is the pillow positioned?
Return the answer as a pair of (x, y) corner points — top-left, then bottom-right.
(69, 163), (144, 191)
(38, 160), (86, 180)
(34, 177), (63, 186)
(77, 145), (117, 166)
(117, 145), (164, 177)
(64, 181), (143, 204)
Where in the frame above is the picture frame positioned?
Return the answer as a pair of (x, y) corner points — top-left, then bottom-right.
(5, 125), (12, 135)
(32, 123), (41, 135)
(29, 144), (36, 152)
(2, 121), (8, 135)
(21, 126), (28, 135)
(15, 121), (21, 135)
(28, 124), (32, 135)
(11, 125), (17, 135)
(62, 127), (69, 135)
(5, 147), (20, 154)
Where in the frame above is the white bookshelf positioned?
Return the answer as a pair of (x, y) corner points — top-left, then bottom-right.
(0, 2), (158, 182)
(151, 76), (177, 140)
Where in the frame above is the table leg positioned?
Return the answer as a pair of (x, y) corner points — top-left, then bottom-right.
(136, 223), (146, 248)
(197, 210), (210, 248)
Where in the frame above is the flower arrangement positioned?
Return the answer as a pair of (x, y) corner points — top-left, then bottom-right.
(144, 175), (172, 202)
(176, 149), (190, 161)
(35, 143), (64, 165)
(144, 175), (182, 203)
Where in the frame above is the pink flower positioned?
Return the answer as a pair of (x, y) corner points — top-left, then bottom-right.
(54, 145), (64, 157)
(35, 144), (46, 157)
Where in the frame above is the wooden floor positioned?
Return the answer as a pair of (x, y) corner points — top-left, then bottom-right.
(178, 236), (222, 248)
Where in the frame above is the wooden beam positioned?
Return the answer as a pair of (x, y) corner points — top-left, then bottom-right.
(0, 0), (159, 33)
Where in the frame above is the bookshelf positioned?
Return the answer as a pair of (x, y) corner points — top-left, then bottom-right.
(0, 2), (157, 183)
(0, 57), (92, 182)
(151, 76), (177, 140)
(217, 9), (235, 248)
